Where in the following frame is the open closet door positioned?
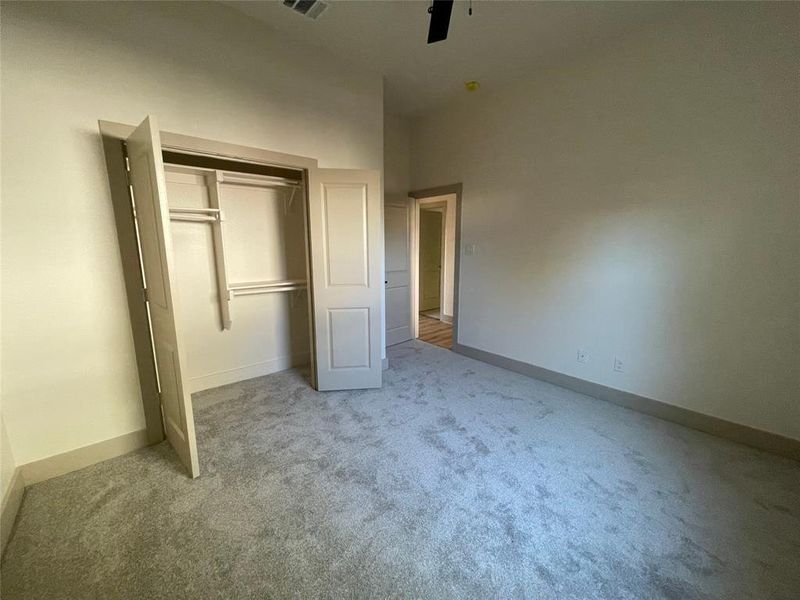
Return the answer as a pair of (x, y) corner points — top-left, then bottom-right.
(307, 169), (383, 391)
(127, 116), (200, 477)
(384, 198), (413, 346)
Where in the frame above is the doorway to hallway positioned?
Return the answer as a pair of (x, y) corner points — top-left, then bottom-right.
(384, 184), (462, 352)
(417, 203), (452, 348)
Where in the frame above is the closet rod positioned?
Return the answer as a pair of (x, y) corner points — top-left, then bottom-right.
(169, 207), (220, 215)
(170, 215), (218, 223)
(228, 279), (307, 291)
(161, 149), (301, 183)
(230, 285), (306, 297)
(220, 175), (301, 191)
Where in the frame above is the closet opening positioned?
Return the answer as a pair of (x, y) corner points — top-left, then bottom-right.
(101, 116), (384, 477)
(159, 150), (315, 394)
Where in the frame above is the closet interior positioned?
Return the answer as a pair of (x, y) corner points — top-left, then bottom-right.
(161, 152), (313, 393)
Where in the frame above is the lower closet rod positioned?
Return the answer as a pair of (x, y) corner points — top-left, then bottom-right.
(170, 215), (218, 223)
(231, 286), (306, 297)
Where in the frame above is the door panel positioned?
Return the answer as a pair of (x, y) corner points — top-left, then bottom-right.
(329, 308), (371, 368)
(323, 185), (369, 286)
(419, 209), (443, 312)
(127, 115), (200, 477)
(307, 169), (382, 390)
(385, 200), (413, 346)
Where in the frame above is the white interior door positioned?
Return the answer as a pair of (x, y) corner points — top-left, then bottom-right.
(419, 209), (443, 312)
(307, 168), (383, 390)
(127, 116), (200, 477)
(385, 198), (413, 346)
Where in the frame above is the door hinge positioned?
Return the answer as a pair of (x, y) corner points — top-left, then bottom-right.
(143, 287), (149, 302)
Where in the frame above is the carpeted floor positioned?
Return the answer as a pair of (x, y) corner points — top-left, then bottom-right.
(2, 341), (799, 599)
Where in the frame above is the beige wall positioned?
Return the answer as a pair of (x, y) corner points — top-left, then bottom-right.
(1, 1), (383, 465)
(410, 4), (800, 439)
(384, 114), (411, 203)
(166, 169), (311, 392)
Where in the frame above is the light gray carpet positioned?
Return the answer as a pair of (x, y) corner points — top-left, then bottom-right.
(2, 341), (798, 599)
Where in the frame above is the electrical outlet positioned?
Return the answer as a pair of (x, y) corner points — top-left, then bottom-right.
(577, 349), (588, 364)
(464, 243), (476, 256)
(613, 356), (624, 372)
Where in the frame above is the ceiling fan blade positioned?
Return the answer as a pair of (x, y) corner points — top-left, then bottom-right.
(427, 0), (454, 44)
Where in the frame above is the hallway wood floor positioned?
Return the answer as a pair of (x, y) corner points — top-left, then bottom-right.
(418, 314), (452, 349)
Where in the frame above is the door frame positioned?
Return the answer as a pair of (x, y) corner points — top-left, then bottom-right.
(408, 184), (463, 345)
(99, 120), (318, 446)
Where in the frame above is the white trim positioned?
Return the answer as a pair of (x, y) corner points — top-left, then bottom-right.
(20, 429), (150, 486)
(453, 342), (800, 462)
(411, 197), (420, 338)
(188, 353), (310, 393)
(98, 120), (318, 171)
(1, 467), (25, 555)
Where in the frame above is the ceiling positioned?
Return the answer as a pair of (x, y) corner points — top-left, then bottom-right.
(226, 1), (685, 116)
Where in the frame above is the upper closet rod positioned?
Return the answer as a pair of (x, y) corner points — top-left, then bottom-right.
(220, 172), (302, 191)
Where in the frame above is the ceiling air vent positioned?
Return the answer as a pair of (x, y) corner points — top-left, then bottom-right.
(283, 0), (329, 20)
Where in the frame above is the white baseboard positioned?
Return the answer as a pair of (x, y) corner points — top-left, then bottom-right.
(387, 325), (413, 347)
(441, 313), (453, 324)
(189, 353), (310, 393)
(1, 467), (25, 556)
(20, 429), (150, 486)
(3, 429), (151, 554)
(453, 342), (800, 462)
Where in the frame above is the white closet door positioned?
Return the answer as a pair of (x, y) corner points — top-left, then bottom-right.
(307, 168), (383, 390)
(127, 116), (200, 477)
(385, 198), (413, 346)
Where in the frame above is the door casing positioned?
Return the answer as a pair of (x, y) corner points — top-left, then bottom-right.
(100, 120), (319, 448)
